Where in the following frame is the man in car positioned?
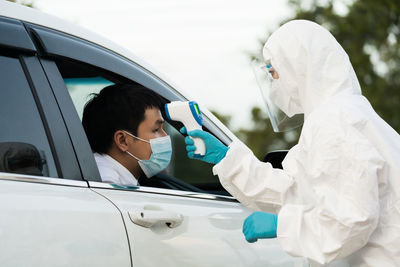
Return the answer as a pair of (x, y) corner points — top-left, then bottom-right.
(82, 83), (172, 186)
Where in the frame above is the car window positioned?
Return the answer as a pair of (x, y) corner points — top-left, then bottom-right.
(53, 58), (118, 119)
(0, 55), (58, 177)
(65, 77), (114, 120)
(165, 124), (227, 194)
(54, 58), (228, 195)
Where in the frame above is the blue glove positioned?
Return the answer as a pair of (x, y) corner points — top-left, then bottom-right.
(242, 211), (278, 243)
(180, 127), (229, 164)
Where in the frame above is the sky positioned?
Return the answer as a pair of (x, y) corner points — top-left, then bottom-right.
(32, 0), (293, 130)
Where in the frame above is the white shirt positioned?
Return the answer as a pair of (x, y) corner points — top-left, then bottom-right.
(94, 153), (138, 186)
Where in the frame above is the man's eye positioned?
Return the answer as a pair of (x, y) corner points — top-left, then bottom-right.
(153, 128), (159, 133)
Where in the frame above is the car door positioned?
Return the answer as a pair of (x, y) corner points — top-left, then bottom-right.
(0, 17), (131, 267)
(26, 21), (309, 266)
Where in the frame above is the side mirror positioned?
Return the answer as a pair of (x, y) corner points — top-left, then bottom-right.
(263, 150), (288, 169)
(0, 142), (46, 176)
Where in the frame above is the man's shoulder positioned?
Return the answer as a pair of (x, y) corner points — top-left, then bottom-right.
(94, 152), (108, 163)
(93, 153), (121, 183)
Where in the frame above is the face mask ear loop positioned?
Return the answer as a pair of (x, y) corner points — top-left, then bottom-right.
(123, 130), (150, 144)
(123, 130), (150, 161)
(126, 150), (142, 161)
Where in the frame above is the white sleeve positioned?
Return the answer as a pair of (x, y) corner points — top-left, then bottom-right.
(213, 139), (295, 213)
(276, 122), (384, 265)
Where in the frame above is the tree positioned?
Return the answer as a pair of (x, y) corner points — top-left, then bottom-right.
(287, 0), (400, 130)
(212, 108), (300, 160)
(235, 107), (300, 160)
(6, 0), (35, 8)
(232, 0), (399, 160)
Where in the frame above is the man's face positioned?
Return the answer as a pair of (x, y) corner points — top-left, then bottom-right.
(129, 107), (167, 160)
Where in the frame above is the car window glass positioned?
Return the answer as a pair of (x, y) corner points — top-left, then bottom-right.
(0, 55), (58, 177)
(54, 58), (228, 195)
(65, 77), (113, 120)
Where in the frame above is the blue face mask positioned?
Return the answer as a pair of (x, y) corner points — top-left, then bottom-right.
(124, 131), (172, 178)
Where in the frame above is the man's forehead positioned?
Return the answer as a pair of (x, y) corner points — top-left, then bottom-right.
(143, 107), (164, 124)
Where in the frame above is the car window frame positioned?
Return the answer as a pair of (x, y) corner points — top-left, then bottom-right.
(16, 55), (84, 180)
(0, 16), (35, 53)
(0, 17), (85, 181)
(0, 16), (88, 187)
(25, 23), (232, 144)
(26, 22), (236, 200)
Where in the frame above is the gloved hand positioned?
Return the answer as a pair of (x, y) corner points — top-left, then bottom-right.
(180, 127), (229, 164)
(242, 211), (278, 243)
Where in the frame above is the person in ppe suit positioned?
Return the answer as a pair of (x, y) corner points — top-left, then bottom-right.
(182, 20), (400, 266)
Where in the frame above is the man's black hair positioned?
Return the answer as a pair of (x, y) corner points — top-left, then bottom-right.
(82, 83), (164, 154)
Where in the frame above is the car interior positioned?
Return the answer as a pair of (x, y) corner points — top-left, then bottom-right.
(53, 58), (233, 194)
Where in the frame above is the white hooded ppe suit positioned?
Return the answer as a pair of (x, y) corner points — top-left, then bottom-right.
(213, 20), (400, 266)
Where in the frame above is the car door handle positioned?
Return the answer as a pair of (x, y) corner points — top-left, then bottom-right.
(128, 206), (184, 228)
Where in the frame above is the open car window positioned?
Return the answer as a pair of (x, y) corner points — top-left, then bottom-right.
(54, 58), (230, 196)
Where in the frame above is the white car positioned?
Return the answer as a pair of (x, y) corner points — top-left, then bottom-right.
(0, 1), (309, 266)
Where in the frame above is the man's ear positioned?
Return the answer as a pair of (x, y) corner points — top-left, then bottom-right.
(113, 130), (130, 152)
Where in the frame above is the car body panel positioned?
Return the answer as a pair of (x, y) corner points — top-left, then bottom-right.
(91, 185), (306, 267)
(0, 174), (131, 267)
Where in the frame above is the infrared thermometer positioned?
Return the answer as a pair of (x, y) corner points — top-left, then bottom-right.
(165, 101), (206, 156)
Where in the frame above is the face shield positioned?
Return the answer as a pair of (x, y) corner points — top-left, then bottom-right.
(251, 59), (304, 132)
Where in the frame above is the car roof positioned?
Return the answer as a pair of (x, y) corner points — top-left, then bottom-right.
(0, 1), (184, 94)
(0, 1), (236, 142)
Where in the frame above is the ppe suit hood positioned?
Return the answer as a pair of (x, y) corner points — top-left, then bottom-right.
(263, 20), (362, 117)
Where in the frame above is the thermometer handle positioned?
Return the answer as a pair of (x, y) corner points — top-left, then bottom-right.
(192, 137), (206, 156)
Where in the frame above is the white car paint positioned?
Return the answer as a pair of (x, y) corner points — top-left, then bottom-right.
(92, 185), (308, 267)
(0, 174), (130, 267)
